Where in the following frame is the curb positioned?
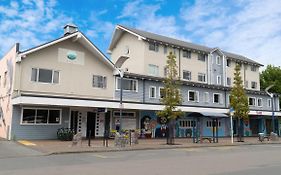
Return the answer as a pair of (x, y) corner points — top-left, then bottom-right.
(46, 141), (281, 156)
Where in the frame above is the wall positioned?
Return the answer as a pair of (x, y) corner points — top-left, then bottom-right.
(0, 44), (17, 139)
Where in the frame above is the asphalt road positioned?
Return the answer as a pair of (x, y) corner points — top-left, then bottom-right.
(0, 144), (281, 175)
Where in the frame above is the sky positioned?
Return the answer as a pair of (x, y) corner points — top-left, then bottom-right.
(0, 0), (281, 67)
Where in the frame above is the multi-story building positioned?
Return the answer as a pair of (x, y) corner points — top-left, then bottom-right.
(0, 24), (280, 140)
(108, 25), (280, 137)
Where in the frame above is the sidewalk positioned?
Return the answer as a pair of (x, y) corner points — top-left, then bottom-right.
(17, 137), (281, 155)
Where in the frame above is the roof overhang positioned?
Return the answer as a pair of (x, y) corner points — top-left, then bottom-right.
(187, 112), (229, 118)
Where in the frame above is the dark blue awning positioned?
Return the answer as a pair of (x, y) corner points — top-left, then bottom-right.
(187, 112), (228, 118)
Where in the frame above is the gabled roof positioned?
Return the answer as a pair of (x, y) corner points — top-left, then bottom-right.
(109, 24), (263, 66)
(18, 32), (115, 69)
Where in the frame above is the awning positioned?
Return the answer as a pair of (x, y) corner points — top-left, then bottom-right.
(187, 112), (229, 118)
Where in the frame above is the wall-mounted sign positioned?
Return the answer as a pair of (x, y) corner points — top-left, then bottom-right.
(67, 51), (77, 60)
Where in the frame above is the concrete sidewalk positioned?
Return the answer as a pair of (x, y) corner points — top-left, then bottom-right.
(16, 137), (281, 155)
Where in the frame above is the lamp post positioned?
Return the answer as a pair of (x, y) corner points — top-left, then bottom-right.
(265, 84), (275, 133)
(114, 56), (129, 132)
(229, 107), (234, 144)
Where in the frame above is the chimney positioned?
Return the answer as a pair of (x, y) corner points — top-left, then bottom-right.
(63, 23), (78, 36)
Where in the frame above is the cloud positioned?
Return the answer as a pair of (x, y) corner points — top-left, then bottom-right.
(180, 0), (281, 66)
(0, 0), (72, 57)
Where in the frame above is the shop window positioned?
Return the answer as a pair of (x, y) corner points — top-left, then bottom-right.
(22, 108), (61, 125)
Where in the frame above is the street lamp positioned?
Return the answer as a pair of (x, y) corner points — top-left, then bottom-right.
(265, 84), (275, 133)
(114, 55), (129, 132)
(229, 107), (234, 144)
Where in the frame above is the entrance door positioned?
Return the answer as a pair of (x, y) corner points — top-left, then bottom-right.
(70, 111), (78, 134)
(87, 112), (96, 138)
(266, 119), (272, 134)
(250, 119), (259, 136)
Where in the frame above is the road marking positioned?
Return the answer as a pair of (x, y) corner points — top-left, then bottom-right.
(208, 146), (235, 150)
(173, 148), (203, 152)
(18, 140), (36, 146)
(93, 154), (108, 159)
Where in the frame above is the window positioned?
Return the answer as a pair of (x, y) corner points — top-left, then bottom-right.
(216, 56), (221, 65)
(4, 71), (7, 87)
(217, 75), (221, 85)
(93, 75), (107, 88)
(183, 70), (191, 80)
(179, 120), (196, 128)
(159, 87), (165, 98)
(31, 68), (59, 84)
(226, 59), (231, 67)
(213, 93), (222, 104)
(149, 86), (156, 98)
(188, 90), (199, 102)
(268, 99), (272, 108)
(183, 50), (191, 58)
(198, 73), (206, 82)
(244, 80), (248, 88)
(227, 77), (231, 86)
(21, 108), (61, 125)
(206, 120), (221, 128)
(164, 46), (167, 54)
(251, 65), (257, 72)
(248, 97), (256, 106)
(149, 42), (159, 52)
(203, 92), (209, 103)
(227, 94), (231, 105)
(148, 64), (159, 76)
(251, 81), (257, 89)
(116, 78), (137, 92)
(198, 53), (206, 61)
(257, 98), (262, 107)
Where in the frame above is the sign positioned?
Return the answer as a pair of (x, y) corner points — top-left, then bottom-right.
(229, 107), (234, 116)
(256, 111), (263, 115)
(97, 108), (107, 113)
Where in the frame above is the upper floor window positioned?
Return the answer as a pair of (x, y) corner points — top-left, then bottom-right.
(3, 71), (7, 87)
(198, 53), (206, 62)
(116, 78), (137, 92)
(93, 75), (107, 88)
(257, 98), (262, 107)
(244, 80), (248, 88)
(149, 86), (156, 98)
(213, 93), (222, 104)
(188, 90), (199, 102)
(217, 75), (221, 85)
(164, 46), (167, 54)
(149, 42), (159, 52)
(251, 81), (257, 89)
(198, 73), (206, 82)
(183, 70), (191, 80)
(226, 59), (231, 67)
(159, 87), (165, 99)
(183, 50), (191, 58)
(227, 77), (231, 86)
(216, 56), (221, 65)
(248, 97), (256, 106)
(21, 108), (61, 125)
(31, 68), (59, 84)
(203, 92), (209, 103)
(268, 99), (272, 108)
(251, 65), (257, 72)
(148, 64), (159, 76)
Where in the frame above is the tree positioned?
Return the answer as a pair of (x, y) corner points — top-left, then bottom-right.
(230, 64), (249, 142)
(260, 65), (281, 107)
(157, 52), (183, 145)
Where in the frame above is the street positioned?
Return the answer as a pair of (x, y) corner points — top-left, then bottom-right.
(0, 144), (281, 175)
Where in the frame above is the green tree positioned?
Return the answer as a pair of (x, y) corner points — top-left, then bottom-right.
(230, 64), (249, 142)
(260, 65), (281, 107)
(157, 52), (183, 145)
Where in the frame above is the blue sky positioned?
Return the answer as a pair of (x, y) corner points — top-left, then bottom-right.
(1, 0), (281, 66)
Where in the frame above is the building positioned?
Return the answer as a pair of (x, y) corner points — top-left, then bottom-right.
(0, 24), (280, 140)
(108, 25), (281, 138)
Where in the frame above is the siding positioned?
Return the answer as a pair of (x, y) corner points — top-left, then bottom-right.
(11, 105), (69, 140)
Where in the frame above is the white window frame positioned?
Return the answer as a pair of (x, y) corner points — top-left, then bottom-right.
(148, 64), (159, 76)
(251, 81), (257, 89)
(198, 73), (206, 83)
(216, 56), (221, 65)
(92, 74), (107, 89)
(251, 65), (257, 72)
(183, 70), (191, 81)
(188, 90), (199, 102)
(149, 86), (156, 98)
(268, 99), (272, 108)
(198, 53), (206, 62)
(257, 98), (263, 107)
(159, 87), (165, 99)
(248, 97), (256, 106)
(226, 59), (231, 67)
(149, 42), (159, 52)
(213, 93), (222, 104)
(183, 50), (191, 58)
(227, 77), (231, 86)
(217, 75), (221, 85)
(116, 77), (138, 92)
(20, 107), (62, 125)
(31, 68), (60, 84)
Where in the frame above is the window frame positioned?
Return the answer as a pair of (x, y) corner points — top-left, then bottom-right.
(148, 64), (159, 76)
(198, 73), (206, 83)
(159, 87), (165, 99)
(217, 75), (221, 85)
(31, 68), (60, 84)
(216, 56), (221, 65)
(183, 70), (191, 81)
(149, 86), (157, 98)
(248, 97), (256, 106)
(257, 98), (263, 107)
(116, 77), (138, 92)
(149, 42), (159, 52)
(267, 99), (272, 108)
(21, 107), (62, 125)
(226, 59), (231, 67)
(251, 65), (257, 72)
(227, 77), (231, 86)
(203, 92), (209, 103)
(213, 93), (222, 104)
(183, 50), (191, 58)
(251, 81), (257, 89)
(188, 90), (199, 102)
(198, 53), (206, 62)
(92, 75), (107, 89)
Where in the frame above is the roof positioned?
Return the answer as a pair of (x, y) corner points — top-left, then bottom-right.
(187, 112), (229, 118)
(110, 24), (263, 66)
(18, 31), (115, 69)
